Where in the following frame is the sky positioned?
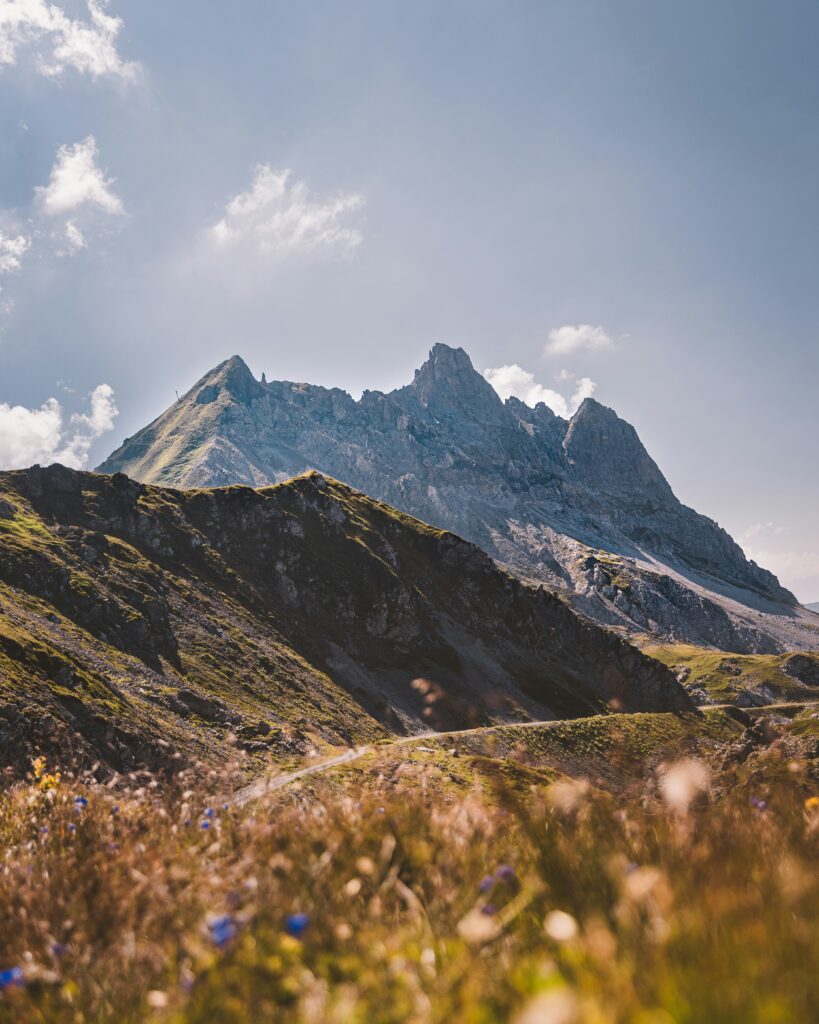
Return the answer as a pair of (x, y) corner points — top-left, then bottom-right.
(0, 0), (817, 600)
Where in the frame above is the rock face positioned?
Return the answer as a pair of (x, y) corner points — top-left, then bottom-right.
(98, 345), (817, 653)
(0, 466), (689, 774)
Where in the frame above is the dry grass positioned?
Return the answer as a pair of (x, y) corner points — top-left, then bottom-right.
(0, 749), (818, 1023)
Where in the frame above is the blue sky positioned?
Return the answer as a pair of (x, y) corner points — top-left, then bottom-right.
(0, 0), (817, 599)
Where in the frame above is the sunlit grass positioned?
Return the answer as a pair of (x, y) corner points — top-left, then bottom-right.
(0, 749), (817, 1023)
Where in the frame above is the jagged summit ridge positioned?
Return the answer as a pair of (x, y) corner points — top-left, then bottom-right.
(98, 343), (813, 653)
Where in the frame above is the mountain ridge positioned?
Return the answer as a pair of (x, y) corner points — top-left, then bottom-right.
(98, 345), (816, 654)
(0, 463), (689, 775)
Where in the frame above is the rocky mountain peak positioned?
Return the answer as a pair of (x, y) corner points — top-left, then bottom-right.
(97, 343), (810, 651)
(564, 397), (675, 502)
(408, 343), (506, 422)
(194, 354), (264, 406)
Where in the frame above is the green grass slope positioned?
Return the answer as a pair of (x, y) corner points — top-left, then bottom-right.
(642, 642), (819, 705)
(0, 465), (688, 777)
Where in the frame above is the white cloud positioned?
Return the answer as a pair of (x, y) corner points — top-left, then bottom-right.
(37, 135), (123, 217)
(546, 323), (613, 356)
(0, 383), (118, 470)
(484, 364), (597, 418)
(209, 166), (365, 260)
(0, 229), (30, 273)
(0, 0), (138, 81)
(63, 219), (87, 252)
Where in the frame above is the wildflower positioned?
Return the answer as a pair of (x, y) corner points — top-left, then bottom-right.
(479, 875), (495, 893)
(51, 944), (67, 959)
(805, 796), (819, 810)
(284, 913), (310, 938)
(208, 915), (238, 948)
(200, 821), (210, 830)
(203, 808), (215, 818)
(458, 907), (501, 945)
(481, 903), (498, 916)
(73, 796), (88, 812)
(659, 759), (710, 813)
(751, 796), (768, 811)
(68, 824), (76, 833)
(513, 988), (579, 1024)
(0, 967), (24, 991)
(496, 864), (516, 883)
(544, 910), (579, 942)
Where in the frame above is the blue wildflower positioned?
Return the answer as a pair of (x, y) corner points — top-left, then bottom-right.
(0, 967), (24, 991)
(751, 796), (768, 811)
(203, 808), (215, 818)
(479, 875), (495, 893)
(68, 823), (76, 833)
(208, 915), (238, 948)
(481, 904), (498, 917)
(285, 913), (310, 938)
(496, 864), (516, 883)
(73, 796), (88, 808)
(200, 821), (210, 830)
(51, 943), (67, 959)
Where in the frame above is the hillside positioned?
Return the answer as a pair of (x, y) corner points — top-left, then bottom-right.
(641, 642), (819, 707)
(0, 465), (688, 776)
(98, 345), (817, 654)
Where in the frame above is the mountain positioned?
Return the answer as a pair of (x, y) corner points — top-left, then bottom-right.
(807, 603), (819, 614)
(0, 464), (688, 775)
(98, 345), (818, 654)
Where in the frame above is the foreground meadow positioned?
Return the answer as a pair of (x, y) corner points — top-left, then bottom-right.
(0, 741), (818, 1023)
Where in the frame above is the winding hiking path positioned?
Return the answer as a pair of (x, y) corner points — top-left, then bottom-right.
(232, 700), (818, 806)
(233, 746), (370, 806)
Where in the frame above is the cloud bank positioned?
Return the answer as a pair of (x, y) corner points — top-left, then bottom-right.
(209, 167), (365, 261)
(0, 383), (118, 470)
(0, 0), (138, 81)
(484, 364), (596, 418)
(546, 323), (613, 356)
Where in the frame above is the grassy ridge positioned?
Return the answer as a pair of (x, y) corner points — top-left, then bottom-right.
(0, 465), (689, 777)
(642, 642), (819, 704)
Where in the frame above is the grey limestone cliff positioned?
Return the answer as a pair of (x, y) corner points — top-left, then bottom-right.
(98, 345), (818, 653)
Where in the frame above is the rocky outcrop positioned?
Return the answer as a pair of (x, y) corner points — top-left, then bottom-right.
(98, 345), (816, 653)
(0, 466), (689, 775)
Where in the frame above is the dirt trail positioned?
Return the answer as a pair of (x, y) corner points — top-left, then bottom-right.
(232, 701), (818, 805)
